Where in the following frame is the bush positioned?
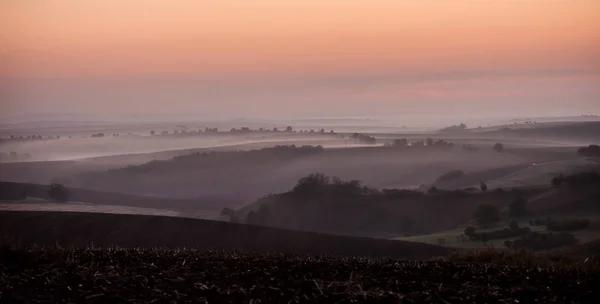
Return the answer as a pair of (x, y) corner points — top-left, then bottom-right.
(493, 143), (504, 152)
(48, 183), (69, 202)
(545, 219), (591, 232)
(506, 232), (577, 251)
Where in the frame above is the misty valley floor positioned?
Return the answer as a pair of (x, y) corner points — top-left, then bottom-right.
(1, 248), (598, 303)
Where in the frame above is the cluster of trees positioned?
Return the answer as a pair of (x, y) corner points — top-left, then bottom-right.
(150, 126), (336, 136)
(0, 151), (32, 162)
(438, 123), (468, 133)
(578, 144), (600, 158)
(545, 218), (591, 232)
(505, 232), (577, 251)
(551, 171), (600, 187)
(246, 205), (270, 225)
(91, 133), (105, 138)
(7, 135), (56, 140)
(349, 133), (377, 144)
(291, 173), (379, 199)
(464, 221), (531, 243)
(384, 138), (455, 149)
(462, 144), (479, 152)
(472, 198), (528, 228)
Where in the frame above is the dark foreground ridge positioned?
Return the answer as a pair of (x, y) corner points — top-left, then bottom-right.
(0, 211), (450, 259)
(1, 248), (598, 303)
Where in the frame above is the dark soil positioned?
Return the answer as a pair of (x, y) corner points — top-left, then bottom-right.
(1, 248), (598, 303)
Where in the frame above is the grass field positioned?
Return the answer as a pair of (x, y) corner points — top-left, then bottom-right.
(395, 216), (600, 249)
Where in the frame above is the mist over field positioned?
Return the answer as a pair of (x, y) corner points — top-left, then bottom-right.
(2, 1), (600, 302)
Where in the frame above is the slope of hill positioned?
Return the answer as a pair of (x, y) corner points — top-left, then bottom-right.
(0, 181), (225, 212)
(233, 175), (544, 237)
(0, 211), (451, 259)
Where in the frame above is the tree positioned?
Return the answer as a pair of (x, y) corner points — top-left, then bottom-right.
(509, 197), (528, 217)
(509, 220), (519, 230)
(493, 143), (504, 152)
(480, 182), (488, 192)
(475, 204), (500, 228)
(293, 173), (330, 197)
(427, 186), (438, 194)
(48, 183), (69, 202)
(150, 130), (155, 136)
(285, 126), (293, 132)
(246, 210), (258, 225)
(221, 207), (235, 218)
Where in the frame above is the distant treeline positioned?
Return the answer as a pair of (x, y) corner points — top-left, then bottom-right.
(112, 145), (326, 175)
(149, 126), (337, 137)
(0, 151), (32, 162)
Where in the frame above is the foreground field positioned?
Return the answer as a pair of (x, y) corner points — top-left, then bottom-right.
(1, 248), (598, 303)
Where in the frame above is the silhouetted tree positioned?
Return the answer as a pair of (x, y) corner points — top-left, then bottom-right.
(578, 145), (600, 158)
(509, 220), (520, 230)
(285, 126), (293, 132)
(293, 173), (330, 197)
(493, 143), (504, 152)
(475, 204), (500, 228)
(48, 183), (69, 202)
(480, 182), (488, 192)
(246, 210), (258, 225)
(221, 207), (235, 218)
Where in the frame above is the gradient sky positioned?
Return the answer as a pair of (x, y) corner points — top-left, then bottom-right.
(2, 0), (600, 121)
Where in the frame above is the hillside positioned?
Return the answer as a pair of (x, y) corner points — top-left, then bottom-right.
(0, 181), (225, 212)
(47, 144), (546, 203)
(233, 174), (545, 237)
(0, 211), (451, 259)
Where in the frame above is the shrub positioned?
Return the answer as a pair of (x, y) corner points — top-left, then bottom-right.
(493, 143), (504, 152)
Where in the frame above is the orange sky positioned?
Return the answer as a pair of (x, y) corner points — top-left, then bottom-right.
(2, 0), (600, 119)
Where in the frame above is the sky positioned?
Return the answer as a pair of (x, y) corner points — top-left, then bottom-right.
(2, 0), (600, 122)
